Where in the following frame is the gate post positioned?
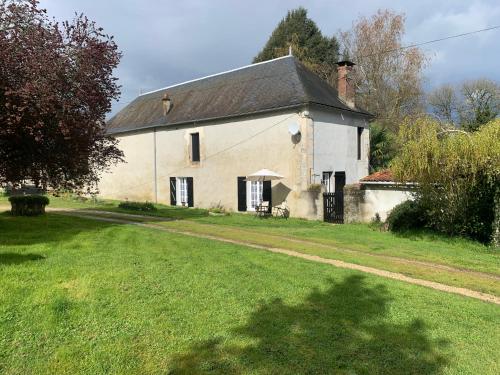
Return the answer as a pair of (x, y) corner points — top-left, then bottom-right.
(343, 184), (363, 223)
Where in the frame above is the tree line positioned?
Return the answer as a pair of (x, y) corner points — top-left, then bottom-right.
(255, 7), (499, 244)
(254, 7), (499, 170)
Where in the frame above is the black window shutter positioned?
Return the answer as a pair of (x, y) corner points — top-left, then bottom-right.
(263, 181), (272, 212)
(237, 177), (247, 212)
(191, 133), (200, 162)
(187, 177), (194, 207)
(357, 127), (363, 160)
(170, 177), (176, 206)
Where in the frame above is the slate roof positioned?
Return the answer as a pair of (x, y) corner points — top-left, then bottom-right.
(107, 55), (371, 134)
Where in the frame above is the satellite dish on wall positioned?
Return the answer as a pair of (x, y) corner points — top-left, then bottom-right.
(288, 122), (300, 136)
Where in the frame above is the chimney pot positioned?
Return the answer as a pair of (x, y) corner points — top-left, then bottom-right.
(335, 61), (356, 109)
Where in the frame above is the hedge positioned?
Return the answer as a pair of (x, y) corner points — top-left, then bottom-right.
(9, 195), (50, 216)
(118, 201), (157, 212)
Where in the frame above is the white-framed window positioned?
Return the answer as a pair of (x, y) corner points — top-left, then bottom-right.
(322, 171), (333, 192)
(247, 181), (263, 211)
(177, 177), (188, 206)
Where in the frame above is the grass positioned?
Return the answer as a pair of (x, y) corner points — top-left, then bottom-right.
(0, 194), (210, 219)
(185, 214), (498, 271)
(0, 214), (499, 374)
(1, 194), (498, 295)
(155, 218), (500, 296)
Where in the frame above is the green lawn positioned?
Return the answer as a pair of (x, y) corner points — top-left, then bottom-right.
(1, 195), (498, 295)
(0, 213), (499, 374)
(174, 214), (498, 272)
(0, 194), (209, 219)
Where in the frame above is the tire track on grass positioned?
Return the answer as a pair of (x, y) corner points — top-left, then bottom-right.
(57, 211), (500, 305)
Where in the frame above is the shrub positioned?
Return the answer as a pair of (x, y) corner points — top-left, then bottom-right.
(209, 202), (229, 215)
(118, 201), (157, 212)
(369, 213), (386, 231)
(308, 184), (323, 193)
(386, 200), (427, 232)
(392, 118), (500, 243)
(9, 195), (50, 216)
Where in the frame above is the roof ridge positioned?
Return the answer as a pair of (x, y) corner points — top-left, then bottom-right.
(291, 58), (372, 116)
(139, 55), (294, 97)
(288, 57), (311, 103)
(292, 58), (336, 101)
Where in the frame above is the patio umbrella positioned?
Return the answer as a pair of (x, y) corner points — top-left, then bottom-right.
(245, 169), (284, 182)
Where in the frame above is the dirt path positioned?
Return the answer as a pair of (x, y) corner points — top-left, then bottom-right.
(41, 207), (499, 280)
(169, 220), (500, 281)
(55, 210), (500, 305)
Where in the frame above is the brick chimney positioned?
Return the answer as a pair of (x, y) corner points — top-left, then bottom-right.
(335, 61), (356, 109)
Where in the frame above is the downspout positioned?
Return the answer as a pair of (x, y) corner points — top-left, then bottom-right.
(312, 113), (315, 182)
(301, 109), (314, 185)
(153, 128), (158, 203)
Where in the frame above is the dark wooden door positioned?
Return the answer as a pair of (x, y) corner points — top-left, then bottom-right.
(323, 172), (345, 223)
(333, 172), (345, 223)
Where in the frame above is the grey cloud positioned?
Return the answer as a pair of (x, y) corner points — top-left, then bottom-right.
(38, 0), (500, 115)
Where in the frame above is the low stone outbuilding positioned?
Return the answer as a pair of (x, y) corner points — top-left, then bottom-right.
(344, 170), (414, 223)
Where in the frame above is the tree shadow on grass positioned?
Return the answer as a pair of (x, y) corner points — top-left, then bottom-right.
(0, 212), (120, 246)
(0, 252), (45, 266)
(169, 275), (449, 374)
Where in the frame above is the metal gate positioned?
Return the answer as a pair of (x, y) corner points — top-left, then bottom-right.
(323, 192), (344, 224)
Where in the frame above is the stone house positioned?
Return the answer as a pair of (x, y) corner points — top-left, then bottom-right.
(99, 55), (371, 219)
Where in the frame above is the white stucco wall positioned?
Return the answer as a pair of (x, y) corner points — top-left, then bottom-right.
(98, 130), (156, 201)
(99, 110), (321, 217)
(311, 108), (369, 188)
(362, 185), (413, 221)
(153, 111), (306, 212)
(345, 183), (413, 222)
(99, 107), (370, 219)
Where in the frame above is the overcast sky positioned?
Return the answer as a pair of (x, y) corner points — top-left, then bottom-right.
(39, 0), (500, 116)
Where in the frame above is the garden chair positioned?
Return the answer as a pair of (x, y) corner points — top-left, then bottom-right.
(272, 202), (290, 219)
(255, 201), (271, 217)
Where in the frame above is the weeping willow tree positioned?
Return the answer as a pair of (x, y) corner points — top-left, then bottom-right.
(391, 117), (500, 244)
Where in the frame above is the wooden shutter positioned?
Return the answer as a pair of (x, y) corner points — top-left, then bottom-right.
(263, 181), (272, 212)
(357, 127), (363, 160)
(187, 177), (194, 207)
(170, 177), (176, 206)
(237, 177), (247, 212)
(191, 133), (200, 162)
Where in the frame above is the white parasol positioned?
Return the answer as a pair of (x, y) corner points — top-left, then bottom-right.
(245, 169), (284, 182)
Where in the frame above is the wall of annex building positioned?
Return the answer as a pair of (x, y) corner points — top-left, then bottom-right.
(311, 108), (370, 189)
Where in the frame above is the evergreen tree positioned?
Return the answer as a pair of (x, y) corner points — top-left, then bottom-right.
(369, 122), (397, 172)
(253, 7), (339, 86)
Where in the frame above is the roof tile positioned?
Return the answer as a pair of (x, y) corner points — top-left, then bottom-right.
(360, 170), (394, 182)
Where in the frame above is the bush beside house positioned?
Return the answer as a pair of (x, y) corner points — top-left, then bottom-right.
(391, 118), (500, 244)
(118, 201), (157, 212)
(385, 200), (427, 232)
